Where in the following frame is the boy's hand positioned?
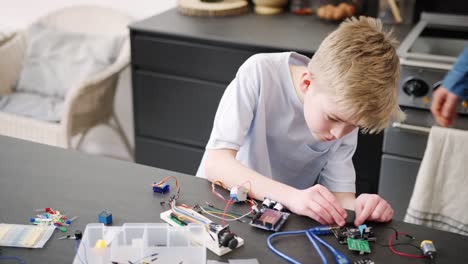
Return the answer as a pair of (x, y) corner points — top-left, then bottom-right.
(354, 194), (393, 226)
(287, 184), (347, 226)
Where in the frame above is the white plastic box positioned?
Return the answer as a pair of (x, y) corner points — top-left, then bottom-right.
(73, 223), (206, 264)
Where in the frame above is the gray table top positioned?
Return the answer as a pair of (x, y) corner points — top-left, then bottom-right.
(129, 8), (412, 54)
(1, 135), (467, 263)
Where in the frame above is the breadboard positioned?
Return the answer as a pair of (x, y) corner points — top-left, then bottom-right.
(160, 209), (244, 256)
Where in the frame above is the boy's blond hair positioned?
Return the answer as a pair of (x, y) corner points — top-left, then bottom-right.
(309, 16), (405, 133)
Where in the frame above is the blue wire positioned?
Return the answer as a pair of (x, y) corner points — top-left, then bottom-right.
(0, 256), (26, 264)
(267, 230), (306, 264)
(305, 231), (328, 264)
(308, 231), (350, 264)
(267, 227), (351, 264)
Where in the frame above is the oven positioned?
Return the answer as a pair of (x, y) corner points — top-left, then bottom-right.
(378, 12), (468, 221)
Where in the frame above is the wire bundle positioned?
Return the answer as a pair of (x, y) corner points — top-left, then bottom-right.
(199, 203), (252, 223)
(153, 176), (180, 205)
(210, 180), (257, 225)
(267, 227), (350, 264)
(170, 200), (211, 225)
(387, 231), (425, 259)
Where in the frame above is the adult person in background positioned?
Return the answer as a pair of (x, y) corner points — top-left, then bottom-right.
(431, 47), (468, 126)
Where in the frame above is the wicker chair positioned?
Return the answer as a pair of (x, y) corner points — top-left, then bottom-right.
(0, 6), (133, 157)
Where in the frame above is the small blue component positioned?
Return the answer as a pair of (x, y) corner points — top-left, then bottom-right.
(98, 210), (112, 225)
(358, 224), (367, 236)
(153, 183), (170, 194)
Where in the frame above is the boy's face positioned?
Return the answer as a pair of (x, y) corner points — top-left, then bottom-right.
(302, 82), (357, 142)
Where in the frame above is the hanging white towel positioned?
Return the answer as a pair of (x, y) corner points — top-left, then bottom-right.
(404, 126), (468, 235)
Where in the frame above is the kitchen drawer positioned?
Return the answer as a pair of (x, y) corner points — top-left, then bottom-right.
(133, 70), (225, 147)
(131, 35), (255, 83)
(383, 125), (428, 159)
(378, 154), (421, 221)
(135, 137), (204, 175)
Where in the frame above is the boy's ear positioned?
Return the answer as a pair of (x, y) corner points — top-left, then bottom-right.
(299, 70), (313, 93)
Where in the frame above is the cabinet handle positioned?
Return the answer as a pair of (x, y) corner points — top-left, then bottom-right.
(392, 122), (431, 134)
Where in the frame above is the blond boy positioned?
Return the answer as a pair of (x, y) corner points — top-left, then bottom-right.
(197, 17), (404, 226)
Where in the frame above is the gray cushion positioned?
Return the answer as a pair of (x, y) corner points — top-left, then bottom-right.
(16, 23), (124, 99)
(0, 92), (64, 122)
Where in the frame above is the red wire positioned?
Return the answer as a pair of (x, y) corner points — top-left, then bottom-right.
(221, 198), (234, 226)
(388, 232), (425, 259)
(153, 176), (179, 192)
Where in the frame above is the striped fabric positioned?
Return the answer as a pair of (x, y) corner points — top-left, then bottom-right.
(404, 126), (468, 236)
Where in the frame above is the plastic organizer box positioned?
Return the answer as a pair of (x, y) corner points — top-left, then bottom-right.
(73, 223), (206, 264)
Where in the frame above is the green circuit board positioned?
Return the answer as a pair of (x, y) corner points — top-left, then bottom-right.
(347, 238), (371, 253)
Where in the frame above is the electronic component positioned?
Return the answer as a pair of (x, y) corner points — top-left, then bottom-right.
(209, 223), (239, 250)
(250, 198), (289, 231)
(262, 198), (274, 208)
(331, 226), (375, 244)
(152, 183), (170, 194)
(58, 230), (83, 240)
(229, 186), (249, 202)
(420, 240), (436, 260)
(347, 238), (371, 254)
(331, 227), (360, 244)
(360, 225), (375, 241)
(353, 258), (374, 264)
(252, 208), (281, 229)
(98, 210), (112, 225)
(160, 209), (244, 256)
(152, 176), (180, 205)
(344, 209), (356, 225)
(273, 202), (284, 211)
(358, 224), (367, 236)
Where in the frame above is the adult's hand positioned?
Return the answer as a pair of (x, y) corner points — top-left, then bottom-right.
(431, 86), (459, 127)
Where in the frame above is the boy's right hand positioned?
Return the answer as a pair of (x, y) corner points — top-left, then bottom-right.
(286, 184), (347, 226)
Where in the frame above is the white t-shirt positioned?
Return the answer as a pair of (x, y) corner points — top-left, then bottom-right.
(196, 52), (358, 193)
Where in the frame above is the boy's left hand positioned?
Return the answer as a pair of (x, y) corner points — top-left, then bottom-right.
(354, 194), (393, 226)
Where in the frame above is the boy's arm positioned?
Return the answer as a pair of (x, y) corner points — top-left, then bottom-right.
(205, 148), (348, 226)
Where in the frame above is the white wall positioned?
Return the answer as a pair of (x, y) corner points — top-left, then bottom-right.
(0, 0), (176, 160)
(0, 0), (176, 29)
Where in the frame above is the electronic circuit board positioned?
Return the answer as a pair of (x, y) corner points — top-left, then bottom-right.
(249, 208), (290, 232)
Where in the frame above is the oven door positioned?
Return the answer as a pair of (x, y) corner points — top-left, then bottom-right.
(379, 154), (421, 221)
